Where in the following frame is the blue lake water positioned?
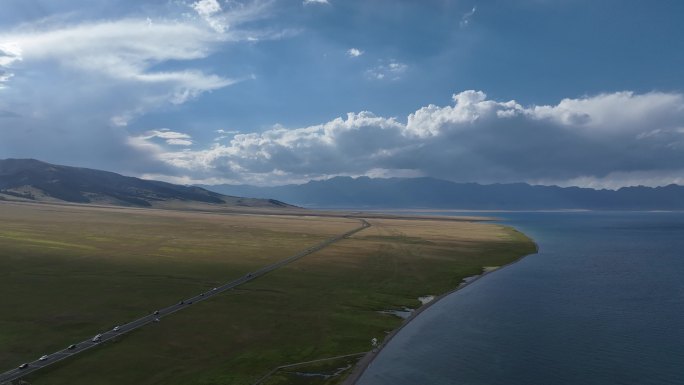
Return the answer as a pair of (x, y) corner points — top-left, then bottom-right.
(357, 212), (684, 385)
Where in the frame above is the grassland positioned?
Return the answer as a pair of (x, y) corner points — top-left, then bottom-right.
(0, 201), (536, 385)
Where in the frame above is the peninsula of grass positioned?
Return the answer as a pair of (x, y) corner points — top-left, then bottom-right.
(0, 202), (536, 385)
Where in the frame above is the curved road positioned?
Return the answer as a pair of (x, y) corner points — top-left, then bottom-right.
(0, 218), (370, 384)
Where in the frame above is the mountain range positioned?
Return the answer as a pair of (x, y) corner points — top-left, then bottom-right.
(3, 159), (681, 211)
(201, 176), (684, 210)
(0, 159), (291, 209)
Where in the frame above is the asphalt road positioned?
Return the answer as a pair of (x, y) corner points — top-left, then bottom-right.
(0, 218), (370, 384)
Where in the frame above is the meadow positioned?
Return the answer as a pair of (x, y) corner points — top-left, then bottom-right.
(0, 202), (536, 384)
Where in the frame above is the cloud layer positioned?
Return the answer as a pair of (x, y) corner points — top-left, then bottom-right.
(3, 2), (684, 189)
(0, 17), (239, 125)
(0, 1), (271, 174)
(143, 90), (684, 188)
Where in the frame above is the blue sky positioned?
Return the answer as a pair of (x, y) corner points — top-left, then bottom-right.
(1, 0), (684, 187)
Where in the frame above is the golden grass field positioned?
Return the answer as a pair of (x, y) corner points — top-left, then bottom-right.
(0, 201), (536, 385)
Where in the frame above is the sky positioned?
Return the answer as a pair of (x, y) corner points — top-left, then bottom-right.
(1, 0), (684, 188)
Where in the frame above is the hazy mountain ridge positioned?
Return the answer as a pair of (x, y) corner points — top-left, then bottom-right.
(201, 176), (684, 210)
(0, 159), (292, 209)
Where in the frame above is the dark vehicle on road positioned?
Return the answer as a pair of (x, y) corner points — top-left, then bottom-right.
(68, 344), (77, 350)
(18, 363), (28, 369)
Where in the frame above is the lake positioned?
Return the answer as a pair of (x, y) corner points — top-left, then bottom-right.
(357, 211), (684, 385)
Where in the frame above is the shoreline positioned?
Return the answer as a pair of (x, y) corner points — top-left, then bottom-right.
(342, 232), (539, 385)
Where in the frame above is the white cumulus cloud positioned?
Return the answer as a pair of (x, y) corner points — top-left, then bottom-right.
(347, 48), (363, 57)
(140, 90), (684, 187)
